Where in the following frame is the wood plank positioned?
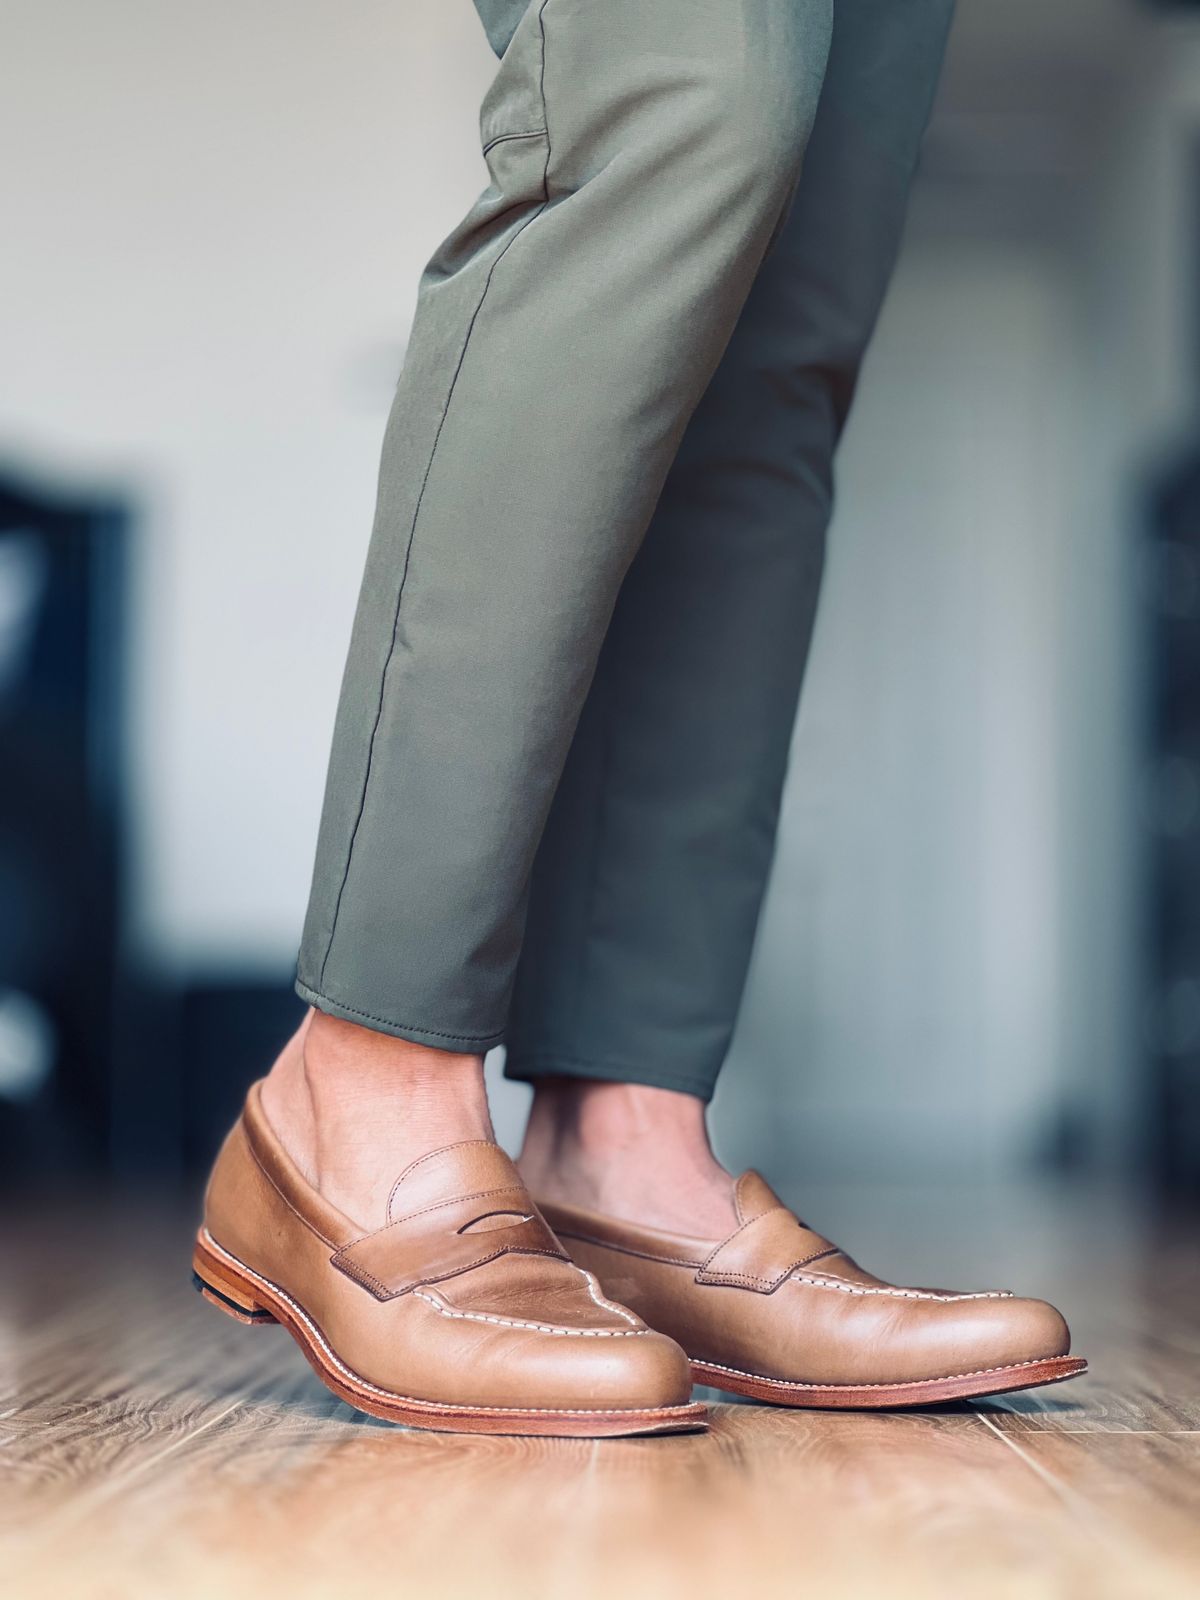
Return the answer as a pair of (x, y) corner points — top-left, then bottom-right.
(4, 1401), (1066, 1600)
(3, 1189), (1198, 1598)
(979, 1423), (1200, 1597)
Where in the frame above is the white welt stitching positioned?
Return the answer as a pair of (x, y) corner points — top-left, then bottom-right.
(199, 1231), (686, 1416)
(413, 1288), (645, 1336)
(577, 1267), (641, 1326)
(692, 1354), (1078, 1390)
(791, 1275), (1014, 1302)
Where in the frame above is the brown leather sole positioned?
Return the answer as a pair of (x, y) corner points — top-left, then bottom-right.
(192, 1230), (708, 1438)
(691, 1353), (1088, 1409)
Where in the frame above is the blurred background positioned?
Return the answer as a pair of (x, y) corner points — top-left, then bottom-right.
(2, 0), (1199, 1203)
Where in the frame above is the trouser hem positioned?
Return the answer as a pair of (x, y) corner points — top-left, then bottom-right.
(503, 1051), (715, 1103)
(294, 978), (506, 1053)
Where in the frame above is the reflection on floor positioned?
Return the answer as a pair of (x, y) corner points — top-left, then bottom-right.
(2, 1179), (1197, 1598)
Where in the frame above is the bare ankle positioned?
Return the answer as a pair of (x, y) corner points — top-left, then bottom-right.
(521, 1079), (709, 1163)
(300, 1009), (488, 1110)
(519, 1079), (736, 1236)
(261, 1008), (491, 1228)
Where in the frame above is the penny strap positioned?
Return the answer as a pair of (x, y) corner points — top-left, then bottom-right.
(331, 1186), (569, 1301)
(696, 1207), (837, 1293)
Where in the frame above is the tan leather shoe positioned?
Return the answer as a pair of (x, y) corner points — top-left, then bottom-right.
(538, 1172), (1087, 1407)
(192, 1085), (705, 1436)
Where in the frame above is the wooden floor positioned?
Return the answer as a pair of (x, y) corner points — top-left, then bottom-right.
(2, 1178), (1198, 1599)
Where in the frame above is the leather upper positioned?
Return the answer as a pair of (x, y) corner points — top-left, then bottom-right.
(203, 1085), (695, 1412)
(540, 1171), (1073, 1387)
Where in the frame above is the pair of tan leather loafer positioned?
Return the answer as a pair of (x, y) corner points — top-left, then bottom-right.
(194, 1085), (1086, 1436)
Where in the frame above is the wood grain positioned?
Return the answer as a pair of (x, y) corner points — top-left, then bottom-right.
(2, 1184), (1197, 1599)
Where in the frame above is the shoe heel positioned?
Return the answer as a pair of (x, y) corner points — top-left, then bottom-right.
(192, 1234), (277, 1326)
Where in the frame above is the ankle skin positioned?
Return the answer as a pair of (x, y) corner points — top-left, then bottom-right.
(518, 1079), (738, 1237)
(259, 1008), (491, 1229)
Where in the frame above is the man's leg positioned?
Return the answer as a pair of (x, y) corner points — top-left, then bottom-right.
(467, 1), (1083, 1414)
(262, 0), (834, 1226)
(514, 0), (957, 1234)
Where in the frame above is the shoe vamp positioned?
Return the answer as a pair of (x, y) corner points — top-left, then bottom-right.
(801, 1252), (998, 1296)
(432, 1252), (641, 1330)
(796, 1251), (892, 1289)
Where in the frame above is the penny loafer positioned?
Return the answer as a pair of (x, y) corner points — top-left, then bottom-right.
(538, 1171), (1087, 1407)
(193, 1084), (706, 1436)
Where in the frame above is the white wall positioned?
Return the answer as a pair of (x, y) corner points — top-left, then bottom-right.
(0, 0), (496, 969)
(715, 13), (1200, 1180)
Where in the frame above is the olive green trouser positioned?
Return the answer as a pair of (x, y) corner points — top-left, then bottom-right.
(296, 0), (955, 1099)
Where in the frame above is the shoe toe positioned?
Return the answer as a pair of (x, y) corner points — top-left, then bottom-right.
(937, 1292), (1072, 1376)
(504, 1325), (696, 1413)
(1001, 1294), (1072, 1359)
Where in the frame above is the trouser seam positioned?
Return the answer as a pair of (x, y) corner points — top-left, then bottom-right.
(316, 1), (554, 990)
